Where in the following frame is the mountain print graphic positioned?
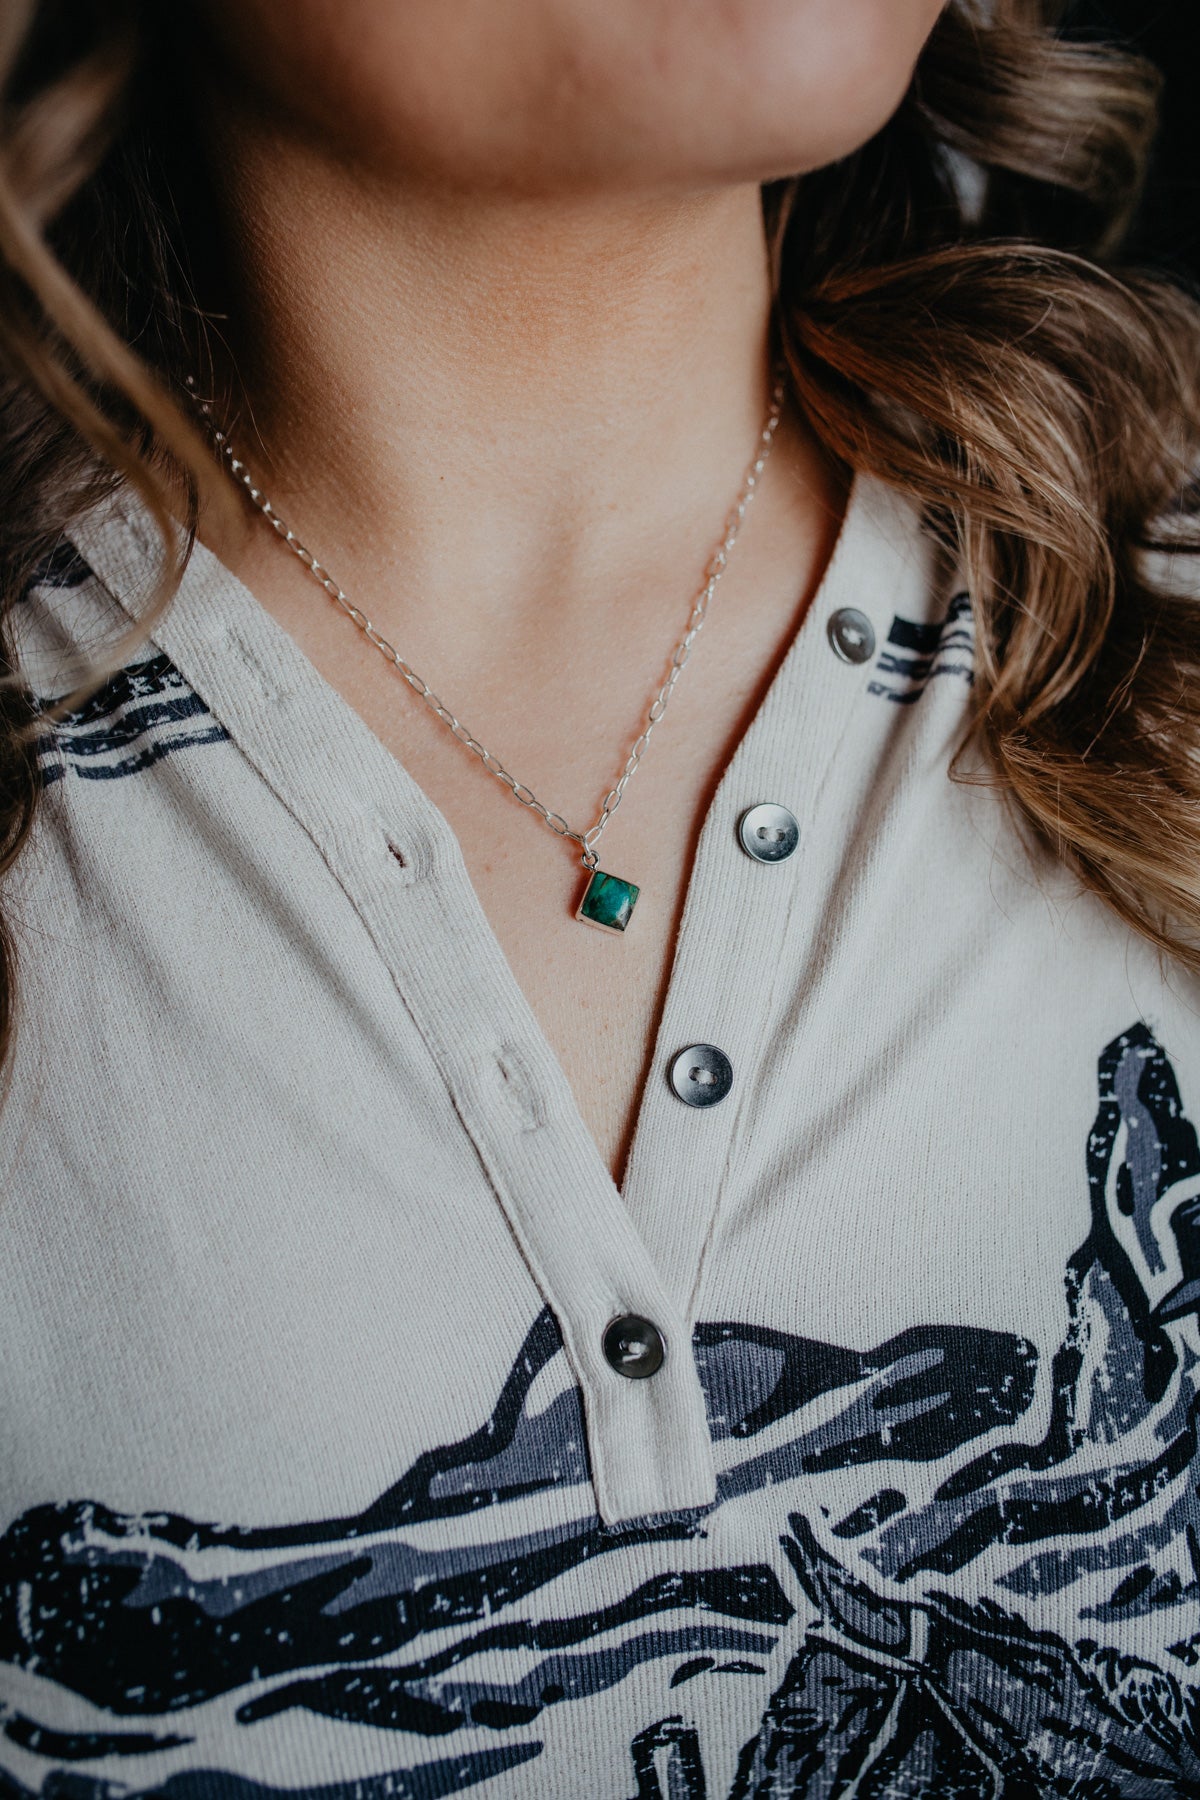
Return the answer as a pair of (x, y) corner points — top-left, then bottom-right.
(2, 1024), (1199, 1798)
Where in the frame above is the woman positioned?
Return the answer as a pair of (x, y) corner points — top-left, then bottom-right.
(1, 1), (1199, 1794)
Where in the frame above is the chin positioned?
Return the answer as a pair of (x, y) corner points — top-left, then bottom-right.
(498, 0), (947, 197)
(196, 0), (945, 200)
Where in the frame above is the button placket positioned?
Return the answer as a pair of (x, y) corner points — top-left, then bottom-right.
(310, 844), (718, 1524)
(618, 479), (906, 1312)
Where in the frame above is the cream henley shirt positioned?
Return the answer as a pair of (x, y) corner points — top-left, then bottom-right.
(1, 475), (1198, 1798)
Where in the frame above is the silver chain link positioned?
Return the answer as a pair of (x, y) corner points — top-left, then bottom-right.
(189, 375), (784, 869)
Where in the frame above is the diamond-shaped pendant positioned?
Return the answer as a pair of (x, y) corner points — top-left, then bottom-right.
(576, 868), (640, 933)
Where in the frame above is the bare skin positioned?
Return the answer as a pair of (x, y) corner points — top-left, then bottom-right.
(191, 0), (943, 1185)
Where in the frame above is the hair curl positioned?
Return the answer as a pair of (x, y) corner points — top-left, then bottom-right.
(1, 0), (1198, 1065)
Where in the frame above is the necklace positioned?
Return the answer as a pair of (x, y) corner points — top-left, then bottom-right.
(189, 374), (785, 934)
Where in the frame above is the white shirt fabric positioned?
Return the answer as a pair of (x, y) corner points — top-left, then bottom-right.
(2, 476), (1199, 1800)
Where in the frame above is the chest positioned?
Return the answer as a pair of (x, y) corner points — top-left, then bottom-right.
(232, 563), (836, 1186)
(372, 717), (766, 1187)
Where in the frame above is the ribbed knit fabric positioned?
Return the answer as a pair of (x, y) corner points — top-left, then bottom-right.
(2, 476), (1198, 1798)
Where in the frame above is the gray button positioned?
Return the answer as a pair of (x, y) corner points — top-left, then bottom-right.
(738, 803), (799, 864)
(603, 1314), (666, 1379)
(827, 607), (876, 664)
(669, 1044), (733, 1107)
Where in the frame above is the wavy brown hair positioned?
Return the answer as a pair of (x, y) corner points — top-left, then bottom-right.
(1, 0), (1199, 1063)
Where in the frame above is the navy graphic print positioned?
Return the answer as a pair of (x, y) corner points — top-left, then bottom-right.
(868, 591), (974, 705)
(35, 653), (230, 785)
(20, 548), (230, 785)
(2, 1025), (1199, 1797)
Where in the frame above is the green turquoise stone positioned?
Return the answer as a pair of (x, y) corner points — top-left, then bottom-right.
(577, 869), (640, 932)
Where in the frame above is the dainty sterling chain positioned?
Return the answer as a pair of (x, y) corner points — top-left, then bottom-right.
(189, 375), (784, 869)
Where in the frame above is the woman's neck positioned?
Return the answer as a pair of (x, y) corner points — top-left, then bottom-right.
(201, 115), (800, 633)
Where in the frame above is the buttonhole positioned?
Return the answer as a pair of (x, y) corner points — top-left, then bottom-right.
(385, 839), (407, 868)
(223, 628), (288, 703)
(494, 1043), (548, 1132)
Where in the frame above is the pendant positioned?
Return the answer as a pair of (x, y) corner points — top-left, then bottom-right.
(576, 867), (640, 934)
